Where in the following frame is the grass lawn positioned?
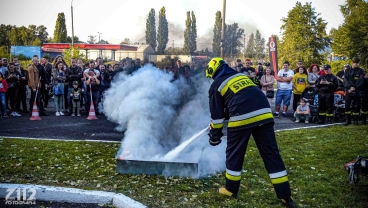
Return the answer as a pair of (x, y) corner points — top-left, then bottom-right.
(1, 125), (368, 208)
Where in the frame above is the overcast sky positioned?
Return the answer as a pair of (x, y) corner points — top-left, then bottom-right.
(0, 0), (345, 49)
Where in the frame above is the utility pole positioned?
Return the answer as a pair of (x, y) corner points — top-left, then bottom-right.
(98, 32), (102, 43)
(71, 0), (74, 48)
(220, 0), (226, 59)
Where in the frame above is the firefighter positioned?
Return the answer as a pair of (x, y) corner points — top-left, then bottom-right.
(361, 73), (368, 124)
(315, 65), (338, 124)
(206, 58), (294, 207)
(343, 57), (365, 125)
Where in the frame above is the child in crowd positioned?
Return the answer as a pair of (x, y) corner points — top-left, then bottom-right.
(0, 72), (8, 117)
(294, 99), (311, 123)
(69, 81), (83, 116)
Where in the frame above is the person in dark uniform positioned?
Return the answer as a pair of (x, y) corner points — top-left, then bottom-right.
(206, 57), (294, 207)
(343, 57), (365, 125)
(41, 55), (52, 108)
(361, 73), (368, 124)
(315, 64), (338, 124)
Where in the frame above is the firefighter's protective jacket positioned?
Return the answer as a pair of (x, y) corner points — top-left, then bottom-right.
(209, 63), (274, 133)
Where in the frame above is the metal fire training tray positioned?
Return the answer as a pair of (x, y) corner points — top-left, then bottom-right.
(116, 157), (200, 179)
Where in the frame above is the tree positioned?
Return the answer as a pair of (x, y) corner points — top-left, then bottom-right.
(120, 38), (131, 45)
(145, 8), (157, 51)
(36, 25), (49, 43)
(87, 35), (96, 44)
(254, 30), (266, 61)
(183, 11), (197, 55)
(223, 23), (244, 57)
(0, 24), (13, 50)
(190, 11), (197, 54)
(157, 7), (169, 54)
(8, 27), (22, 46)
(62, 45), (88, 65)
(19, 26), (33, 45)
(66, 36), (83, 43)
(53, 12), (68, 43)
(245, 33), (255, 58)
(212, 11), (222, 57)
(30, 37), (42, 46)
(331, 0), (368, 68)
(278, 2), (330, 68)
(99, 39), (109, 44)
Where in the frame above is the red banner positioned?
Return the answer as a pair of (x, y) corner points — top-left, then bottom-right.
(268, 36), (278, 78)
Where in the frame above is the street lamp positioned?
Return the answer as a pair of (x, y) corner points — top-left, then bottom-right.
(98, 32), (102, 43)
(71, 0), (74, 48)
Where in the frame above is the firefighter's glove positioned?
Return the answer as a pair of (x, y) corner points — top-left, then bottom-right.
(208, 130), (223, 146)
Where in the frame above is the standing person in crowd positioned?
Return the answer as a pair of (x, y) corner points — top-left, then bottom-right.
(260, 65), (275, 106)
(236, 64), (243, 72)
(336, 64), (349, 88)
(294, 60), (304, 74)
(175, 60), (184, 75)
(0, 58), (8, 76)
(95, 57), (103, 70)
(5, 62), (21, 116)
(205, 58), (294, 207)
(33, 55), (49, 115)
(319, 65), (326, 76)
(0, 72), (8, 117)
(242, 59), (259, 86)
(99, 64), (111, 99)
(361, 73), (368, 124)
(65, 58), (83, 115)
(308, 64), (320, 89)
(52, 61), (66, 116)
(135, 58), (141, 69)
(256, 62), (265, 88)
(69, 81), (83, 116)
(274, 61), (294, 117)
(53, 55), (68, 111)
(294, 98), (310, 123)
(343, 57), (365, 126)
(181, 65), (191, 84)
(292, 66), (309, 112)
(315, 65), (338, 124)
(86, 68), (101, 114)
(41, 55), (52, 108)
(27, 56), (48, 116)
(1, 58), (9, 110)
(15, 63), (29, 113)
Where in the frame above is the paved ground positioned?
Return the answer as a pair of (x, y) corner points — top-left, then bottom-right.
(0, 96), (316, 141)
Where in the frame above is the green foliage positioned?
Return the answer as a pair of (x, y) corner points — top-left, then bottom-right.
(183, 11), (197, 55)
(279, 2), (330, 68)
(212, 11), (222, 57)
(331, 0), (368, 69)
(0, 46), (10, 60)
(53, 12), (68, 43)
(245, 33), (255, 58)
(157, 7), (169, 54)
(223, 23), (244, 58)
(254, 30), (266, 61)
(190, 11), (197, 54)
(1, 125), (368, 207)
(0, 24), (13, 50)
(330, 60), (350, 75)
(31, 37), (42, 46)
(66, 36), (83, 44)
(145, 8), (157, 51)
(62, 45), (88, 66)
(14, 54), (31, 61)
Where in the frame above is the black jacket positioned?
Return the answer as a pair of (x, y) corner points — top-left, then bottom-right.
(344, 67), (365, 91)
(209, 63), (273, 132)
(36, 64), (48, 85)
(66, 66), (83, 87)
(5, 70), (21, 88)
(315, 73), (338, 93)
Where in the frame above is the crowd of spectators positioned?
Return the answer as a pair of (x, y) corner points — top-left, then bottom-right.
(0, 55), (201, 118)
(0, 55), (367, 126)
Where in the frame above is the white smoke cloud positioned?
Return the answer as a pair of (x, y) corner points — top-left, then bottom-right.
(102, 64), (226, 177)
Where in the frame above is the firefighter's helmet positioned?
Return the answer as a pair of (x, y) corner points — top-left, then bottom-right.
(206, 58), (224, 79)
